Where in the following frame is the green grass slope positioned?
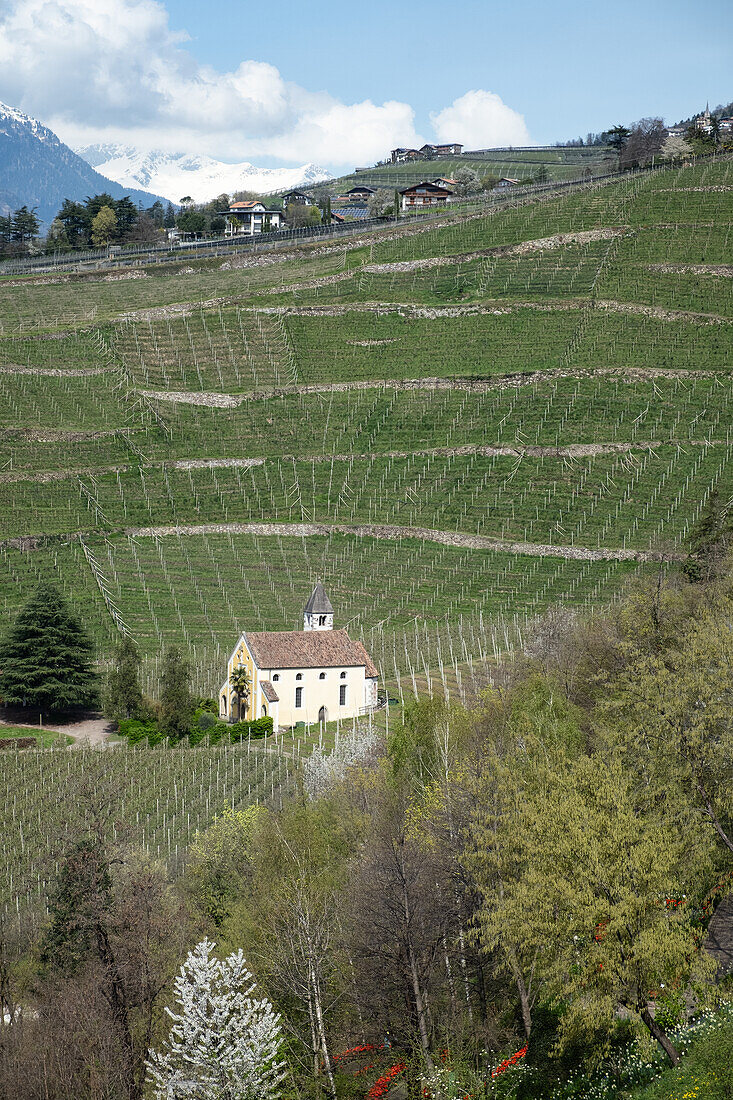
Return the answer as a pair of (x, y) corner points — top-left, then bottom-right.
(0, 158), (731, 694)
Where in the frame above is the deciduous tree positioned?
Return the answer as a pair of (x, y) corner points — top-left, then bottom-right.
(91, 204), (117, 247)
(146, 939), (286, 1100)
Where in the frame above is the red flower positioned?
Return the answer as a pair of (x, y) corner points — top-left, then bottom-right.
(367, 1063), (406, 1100)
(490, 1045), (528, 1078)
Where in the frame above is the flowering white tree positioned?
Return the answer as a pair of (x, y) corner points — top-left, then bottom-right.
(303, 726), (379, 800)
(146, 939), (286, 1100)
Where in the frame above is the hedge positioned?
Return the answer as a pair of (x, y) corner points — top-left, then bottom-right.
(229, 717), (273, 741)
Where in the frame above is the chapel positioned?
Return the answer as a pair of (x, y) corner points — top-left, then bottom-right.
(219, 584), (379, 728)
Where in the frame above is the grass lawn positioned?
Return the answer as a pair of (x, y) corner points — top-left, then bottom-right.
(0, 724), (74, 748)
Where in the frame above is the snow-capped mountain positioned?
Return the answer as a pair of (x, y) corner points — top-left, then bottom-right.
(0, 102), (168, 225)
(76, 144), (329, 204)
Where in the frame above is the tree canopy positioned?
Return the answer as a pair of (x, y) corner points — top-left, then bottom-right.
(0, 580), (98, 711)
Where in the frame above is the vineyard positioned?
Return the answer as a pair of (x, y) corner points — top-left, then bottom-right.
(1, 157), (732, 925)
(1, 158), (731, 687)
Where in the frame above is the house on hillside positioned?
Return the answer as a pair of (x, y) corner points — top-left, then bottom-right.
(221, 200), (284, 236)
(399, 181), (453, 210)
(282, 189), (315, 207)
(417, 143), (463, 159)
(332, 206), (369, 220)
(391, 147), (421, 163)
(432, 177), (456, 189)
(336, 185), (377, 204)
(219, 584), (379, 727)
(495, 177), (521, 189)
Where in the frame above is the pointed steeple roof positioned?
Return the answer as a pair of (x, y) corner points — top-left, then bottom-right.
(304, 582), (333, 615)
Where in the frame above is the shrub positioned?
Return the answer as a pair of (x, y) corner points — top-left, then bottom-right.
(197, 696), (218, 714)
(208, 721), (227, 746)
(229, 717), (273, 742)
(118, 718), (159, 745)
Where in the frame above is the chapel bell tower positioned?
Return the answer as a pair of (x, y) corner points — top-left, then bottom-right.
(303, 583), (334, 632)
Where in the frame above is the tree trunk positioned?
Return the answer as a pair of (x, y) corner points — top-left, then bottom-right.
(507, 946), (532, 1039)
(94, 924), (138, 1099)
(456, 923), (474, 1022)
(396, 845), (434, 1073)
(640, 1007), (681, 1066)
(311, 963), (337, 1100)
(696, 778), (733, 854)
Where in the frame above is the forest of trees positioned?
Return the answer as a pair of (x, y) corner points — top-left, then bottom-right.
(0, 502), (732, 1098)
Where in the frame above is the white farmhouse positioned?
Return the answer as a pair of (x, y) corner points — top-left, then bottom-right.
(221, 200), (284, 236)
(220, 584), (379, 727)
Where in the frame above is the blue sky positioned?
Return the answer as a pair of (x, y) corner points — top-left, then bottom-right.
(0, 0), (730, 168)
(166, 0), (731, 144)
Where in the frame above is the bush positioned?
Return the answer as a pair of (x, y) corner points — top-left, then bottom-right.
(118, 718), (159, 745)
(194, 709), (217, 730)
(197, 696), (218, 714)
(229, 717), (273, 742)
(208, 720), (228, 746)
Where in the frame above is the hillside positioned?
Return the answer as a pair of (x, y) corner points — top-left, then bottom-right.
(0, 157), (731, 697)
(0, 102), (168, 225)
(312, 144), (615, 194)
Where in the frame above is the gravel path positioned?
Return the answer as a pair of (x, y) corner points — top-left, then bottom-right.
(0, 710), (115, 747)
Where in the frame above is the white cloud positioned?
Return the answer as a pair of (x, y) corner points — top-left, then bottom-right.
(0, 0), (527, 168)
(431, 89), (531, 149)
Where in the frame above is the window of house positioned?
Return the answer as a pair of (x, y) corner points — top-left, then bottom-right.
(272, 673), (279, 682)
(318, 614), (326, 626)
(295, 686), (303, 709)
(339, 684), (347, 706)
(319, 672), (326, 680)
(296, 672), (302, 681)
(340, 671), (347, 679)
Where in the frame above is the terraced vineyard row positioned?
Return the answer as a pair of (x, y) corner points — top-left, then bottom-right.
(0, 156), (731, 694)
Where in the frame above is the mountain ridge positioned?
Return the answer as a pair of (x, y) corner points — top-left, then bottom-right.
(75, 143), (329, 204)
(0, 102), (169, 225)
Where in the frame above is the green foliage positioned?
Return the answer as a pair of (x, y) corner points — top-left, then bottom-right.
(103, 635), (143, 720)
(630, 1009), (733, 1100)
(229, 716), (273, 741)
(0, 580), (98, 711)
(39, 835), (112, 975)
(229, 663), (251, 722)
(682, 489), (733, 583)
(118, 716), (160, 744)
(470, 752), (716, 1064)
(91, 204), (117, 247)
(188, 804), (267, 924)
(159, 646), (194, 742)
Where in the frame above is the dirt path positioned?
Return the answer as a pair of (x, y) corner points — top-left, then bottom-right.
(0, 709), (115, 746)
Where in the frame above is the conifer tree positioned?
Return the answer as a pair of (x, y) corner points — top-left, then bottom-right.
(104, 636), (143, 720)
(682, 488), (733, 583)
(159, 646), (193, 741)
(0, 581), (98, 711)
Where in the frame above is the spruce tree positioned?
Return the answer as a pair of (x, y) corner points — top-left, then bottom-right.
(159, 646), (193, 741)
(104, 636), (143, 720)
(682, 488), (733, 583)
(0, 581), (98, 711)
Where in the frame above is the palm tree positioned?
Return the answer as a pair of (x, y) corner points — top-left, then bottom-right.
(229, 663), (251, 722)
